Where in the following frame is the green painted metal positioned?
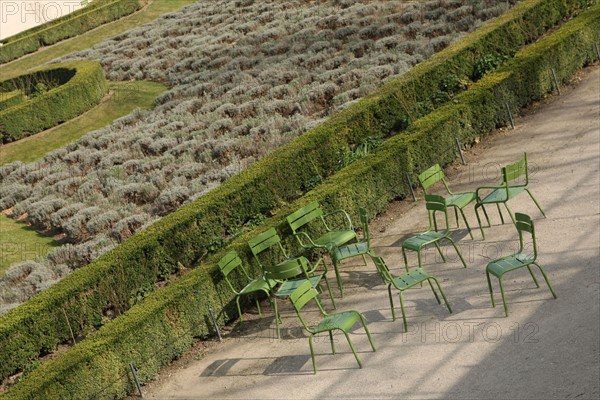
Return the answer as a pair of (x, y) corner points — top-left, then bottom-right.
(288, 280), (376, 374)
(331, 207), (372, 297)
(418, 164), (476, 239)
(248, 228), (336, 338)
(401, 194), (468, 271)
(370, 254), (451, 331)
(217, 251), (277, 324)
(485, 213), (557, 317)
(474, 153), (546, 239)
(286, 201), (357, 295)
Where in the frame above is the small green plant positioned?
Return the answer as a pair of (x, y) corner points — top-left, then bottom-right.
(337, 136), (383, 169)
(472, 54), (509, 80)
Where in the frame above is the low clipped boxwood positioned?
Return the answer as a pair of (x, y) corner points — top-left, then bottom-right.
(0, 0), (146, 64)
(0, 0), (595, 388)
(0, 60), (108, 142)
(2, 3), (599, 399)
(0, 90), (24, 111)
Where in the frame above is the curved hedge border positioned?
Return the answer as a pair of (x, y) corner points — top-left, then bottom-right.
(0, 0), (594, 387)
(3, 5), (598, 398)
(0, 60), (108, 142)
(0, 0), (147, 64)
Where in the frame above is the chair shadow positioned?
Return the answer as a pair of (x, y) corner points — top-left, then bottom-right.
(200, 354), (313, 377)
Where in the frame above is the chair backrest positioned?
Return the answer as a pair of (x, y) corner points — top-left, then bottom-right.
(262, 256), (311, 281)
(358, 207), (371, 247)
(424, 193), (450, 232)
(289, 279), (326, 331)
(369, 254), (393, 285)
(217, 250), (247, 295)
(418, 164), (451, 194)
(502, 153), (528, 187)
(514, 212), (537, 259)
(286, 201), (324, 234)
(248, 227), (288, 265)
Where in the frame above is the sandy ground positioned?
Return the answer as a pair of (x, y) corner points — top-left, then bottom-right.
(135, 64), (600, 400)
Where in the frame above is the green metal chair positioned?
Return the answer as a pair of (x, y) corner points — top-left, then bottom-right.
(402, 194), (468, 271)
(248, 227), (336, 338)
(474, 153), (546, 239)
(331, 207), (372, 296)
(287, 201), (357, 296)
(418, 164), (476, 239)
(217, 251), (277, 324)
(370, 254), (451, 331)
(486, 213), (556, 316)
(288, 280), (376, 374)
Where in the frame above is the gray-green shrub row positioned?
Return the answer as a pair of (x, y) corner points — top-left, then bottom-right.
(0, 0), (146, 64)
(0, 61), (108, 142)
(3, 5), (598, 398)
(0, 0), (593, 386)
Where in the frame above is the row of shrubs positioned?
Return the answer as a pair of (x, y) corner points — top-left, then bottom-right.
(0, 91), (24, 111)
(0, 0), (147, 64)
(4, 4), (598, 397)
(0, 0), (594, 387)
(0, 60), (108, 142)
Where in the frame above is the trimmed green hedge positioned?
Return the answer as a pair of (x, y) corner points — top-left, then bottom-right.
(3, 5), (598, 398)
(0, 91), (24, 111)
(0, 0), (146, 64)
(0, 60), (108, 142)
(0, 0), (594, 387)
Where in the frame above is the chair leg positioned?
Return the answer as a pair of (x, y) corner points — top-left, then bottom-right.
(447, 237), (468, 268)
(504, 202), (516, 225)
(525, 189), (547, 218)
(309, 334), (317, 374)
(426, 278), (441, 304)
(255, 298), (262, 315)
(532, 262), (557, 299)
(331, 257), (344, 299)
(402, 247), (410, 272)
(273, 297), (281, 339)
(388, 284), (396, 321)
(526, 265), (540, 288)
(486, 270), (496, 308)
(322, 275), (337, 310)
(454, 207), (460, 228)
(358, 313), (377, 352)
(398, 291), (408, 332)
(236, 297), (244, 322)
(329, 331), (335, 354)
(343, 331), (363, 369)
(433, 241), (446, 263)
(475, 204), (486, 240)
(459, 207), (474, 240)
(481, 204), (491, 227)
(496, 203), (505, 224)
(430, 277), (452, 313)
(498, 276), (509, 317)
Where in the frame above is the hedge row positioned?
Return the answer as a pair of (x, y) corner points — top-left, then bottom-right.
(0, 91), (24, 112)
(0, 60), (108, 142)
(0, 0), (147, 64)
(4, 5), (598, 398)
(0, 0), (593, 385)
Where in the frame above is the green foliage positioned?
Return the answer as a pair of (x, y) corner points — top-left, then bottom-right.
(472, 53), (511, 80)
(0, 61), (108, 142)
(0, 91), (25, 111)
(1, 0), (598, 395)
(0, 0), (148, 64)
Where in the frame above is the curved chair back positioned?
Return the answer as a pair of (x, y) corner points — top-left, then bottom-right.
(515, 212), (537, 259)
(369, 254), (393, 285)
(262, 256), (311, 282)
(358, 207), (371, 248)
(248, 227), (288, 267)
(218, 251), (246, 295)
(424, 193), (450, 232)
(418, 164), (450, 194)
(289, 280), (326, 331)
(286, 201), (323, 234)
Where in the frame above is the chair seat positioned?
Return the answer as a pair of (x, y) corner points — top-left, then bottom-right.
(447, 191), (476, 208)
(486, 253), (534, 277)
(402, 230), (447, 250)
(333, 242), (369, 262)
(240, 278), (276, 295)
(313, 310), (361, 334)
(480, 186), (526, 204)
(391, 268), (431, 289)
(314, 230), (356, 251)
(275, 275), (323, 297)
